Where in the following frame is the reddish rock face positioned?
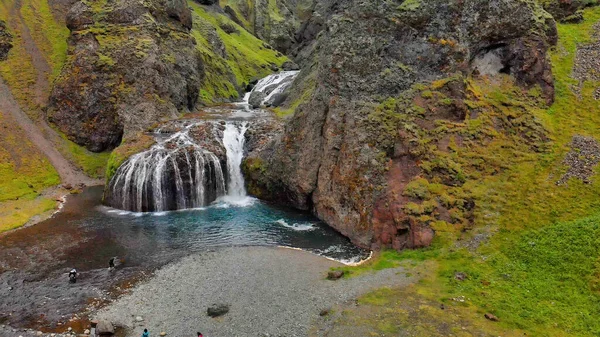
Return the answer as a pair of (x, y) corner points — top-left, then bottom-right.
(242, 0), (557, 251)
(371, 156), (434, 250)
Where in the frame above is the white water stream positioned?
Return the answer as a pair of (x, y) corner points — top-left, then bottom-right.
(107, 71), (300, 212)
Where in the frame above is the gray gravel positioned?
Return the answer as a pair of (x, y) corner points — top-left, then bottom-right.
(573, 22), (600, 99)
(557, 135), (600, 185)
(95, 247), (413, 337)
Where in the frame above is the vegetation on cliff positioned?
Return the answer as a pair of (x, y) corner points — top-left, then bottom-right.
(328, 7), (600, 336)
(189, 1), (288, 103)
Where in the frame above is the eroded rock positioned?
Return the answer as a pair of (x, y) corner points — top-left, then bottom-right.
(48, 0), (201, 152)
(243, 0), (557, 251)
(0, 20), (12, 61)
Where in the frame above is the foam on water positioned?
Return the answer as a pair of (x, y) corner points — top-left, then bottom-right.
(275, 219), (316, 231)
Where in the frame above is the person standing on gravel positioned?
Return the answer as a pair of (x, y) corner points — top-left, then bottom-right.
(142, 328), (149, 337)
(197, 332), (203, 337)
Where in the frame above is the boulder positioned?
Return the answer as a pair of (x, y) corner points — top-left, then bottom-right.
(327, 270), (344, 280)
(0, 20), (12, 61)
(281, 61), (300, 71)
(207, 303), (229, 317)
(96, 320), (114, 336)
(248, 91), (266, 109)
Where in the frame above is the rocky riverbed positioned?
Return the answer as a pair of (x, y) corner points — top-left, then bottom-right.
(95, 247), (414, 337)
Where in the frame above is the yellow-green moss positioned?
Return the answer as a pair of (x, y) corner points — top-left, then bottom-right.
(189, 2), (288, 103)
(338, 7), (600, 337)
(0, 197), (56, 233)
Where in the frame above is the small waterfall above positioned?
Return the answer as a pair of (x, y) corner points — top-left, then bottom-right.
(222, 122), (249, 202)
(248, 71), (299, 108)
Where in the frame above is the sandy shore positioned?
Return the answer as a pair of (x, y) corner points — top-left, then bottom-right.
(95, 247), (413, 337)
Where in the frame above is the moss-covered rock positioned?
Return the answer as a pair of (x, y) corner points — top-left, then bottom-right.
(244, 0), (558, 250)
(0, 20), (12, 60)
(47, 0), (202, 152)
(219, 0), (315, 54)
(189, 2), (288, 103)
(537, 0), (599, 21)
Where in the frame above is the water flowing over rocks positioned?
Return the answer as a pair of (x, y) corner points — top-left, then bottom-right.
(243, 0), (558, 250)
(105, 72), (287, 212)
(248, 70), (299, 108)
(105, 121), (228, 212)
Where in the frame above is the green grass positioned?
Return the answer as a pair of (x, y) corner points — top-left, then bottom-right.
(0, 0), (69, 117)
(0, 197), (56, 232)
(189, 2), (288, 103)
(438, 216), (600, 335)
(19, 0), (69, 78)
(0, 112), (60, 203)
(63, 138), (111, 178)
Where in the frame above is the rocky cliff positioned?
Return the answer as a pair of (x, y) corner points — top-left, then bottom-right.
(47, 0), (202, 153)
(243, 0), (558, 250)
(218, 0), (314, 54)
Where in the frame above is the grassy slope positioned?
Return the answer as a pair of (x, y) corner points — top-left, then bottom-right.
(0, 0), (109, 179)
(189, 2), (288, 103)
(0, 0), (62, 231)
(333, 7), (600, 337)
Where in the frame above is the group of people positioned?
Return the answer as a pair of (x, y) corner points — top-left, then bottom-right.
(67, 257), (117, 283)
(142, 329), (203, 337)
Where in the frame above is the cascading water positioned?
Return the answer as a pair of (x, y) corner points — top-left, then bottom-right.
(106, 124), (226, 212)
(222, 122), (249, 202)
(106, 71), (299, 212)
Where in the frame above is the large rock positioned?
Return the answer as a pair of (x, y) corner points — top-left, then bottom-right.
(243, 0), (557, 250)
(96, 320), (114, 336)
(48, 0), (202, 152)
(539, 0), (597, 21)
(0, 20), (12, 61)
(207, 303), (229, 317)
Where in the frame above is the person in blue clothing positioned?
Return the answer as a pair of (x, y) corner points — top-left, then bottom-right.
(142, 328), (149, 337)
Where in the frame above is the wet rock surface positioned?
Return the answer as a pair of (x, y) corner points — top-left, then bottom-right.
(47, 0), (202, 152)
(244, 0), (558, 250)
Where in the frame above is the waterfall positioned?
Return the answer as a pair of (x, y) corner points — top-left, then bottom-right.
(107, 71), (297, 212)
(222, 122), (249, 201)
(248, 71), (299, 107)
(106, 124), (226, 212)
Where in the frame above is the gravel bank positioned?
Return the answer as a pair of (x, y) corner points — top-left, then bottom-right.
(95, 247), (413, 337)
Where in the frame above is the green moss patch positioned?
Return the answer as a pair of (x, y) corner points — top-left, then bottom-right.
(336, 7), (600, 337)
(189, 2), (288, 103)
